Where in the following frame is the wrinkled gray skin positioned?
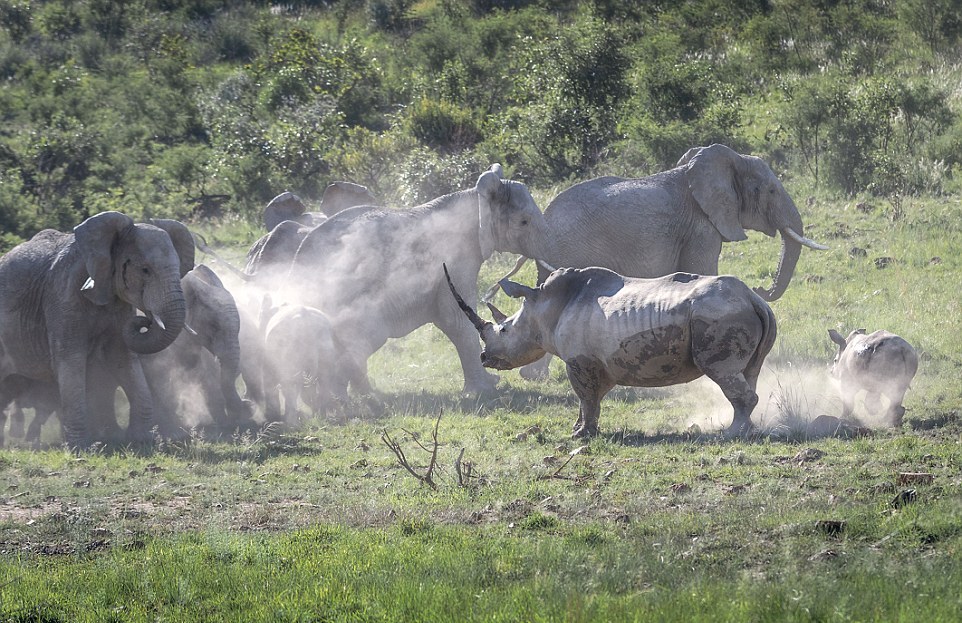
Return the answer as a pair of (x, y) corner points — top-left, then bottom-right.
(262, 183), (376, 232)
(289, 164), (539, 396)
(142, 265), (253, 436)
(828, 329), (918, 427)
(0, 212), (193, 448)
(247, 183), (378, 283)
(5, 264), (251, 443)
(449, 266), (777, 438)
(487, 144), (825, 380)
(260, 303), (347, 423)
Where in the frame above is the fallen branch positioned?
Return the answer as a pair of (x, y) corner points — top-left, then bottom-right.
(381, 410), (442, 490)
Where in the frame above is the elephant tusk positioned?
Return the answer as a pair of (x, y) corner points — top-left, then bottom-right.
(784, 227), (829, 251)
(183, 322), (198, 337)
(483, 255), (529, 303)
(81, 277), (95, 291)
(536, 259), (558, 273)
(154, 316), (167, 331)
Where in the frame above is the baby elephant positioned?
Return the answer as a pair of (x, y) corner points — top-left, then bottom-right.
(261, 303), (347, 423)
(828, 329), (918, 427)
(448, 265), (777, 438)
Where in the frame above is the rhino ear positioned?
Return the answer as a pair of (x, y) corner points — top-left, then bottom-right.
(828, 329), (846, 347)
(500, 278), (537, 300)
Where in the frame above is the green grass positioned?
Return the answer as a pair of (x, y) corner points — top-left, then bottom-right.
(3, 191), (962, 620)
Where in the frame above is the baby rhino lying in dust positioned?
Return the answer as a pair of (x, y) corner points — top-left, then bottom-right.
(446, 265), (777, 438)
(828, 329), (918, 427)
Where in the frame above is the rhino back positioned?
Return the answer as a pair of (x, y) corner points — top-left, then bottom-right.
(845, 331), (918, 384)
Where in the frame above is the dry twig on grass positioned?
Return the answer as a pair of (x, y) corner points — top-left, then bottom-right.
(381, 410), (442, 490)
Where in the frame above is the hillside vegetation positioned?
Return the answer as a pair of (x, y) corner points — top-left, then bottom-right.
(2, 2), (962, 621)
(1, 0), (961, 250)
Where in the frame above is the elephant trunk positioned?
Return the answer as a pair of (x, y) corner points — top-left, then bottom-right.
(756, 231), (802, 302)
(123, 274), (187, 354)
(218, 342), (249, 419)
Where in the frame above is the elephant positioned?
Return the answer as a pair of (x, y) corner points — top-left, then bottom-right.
(9, 265), (254, 442)
(485, 143), (827, 379)
(246, 184), (378, 283)
(141, 265), (253, 436)
(287, 164), (540, 395)
(0, 212), (194, 448)
(260, 302), (348, 423)
(262, 182), (377, 232)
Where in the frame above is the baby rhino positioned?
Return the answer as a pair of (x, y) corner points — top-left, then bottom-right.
(447, 265), (777, 438)
(828, 329), (918, 427)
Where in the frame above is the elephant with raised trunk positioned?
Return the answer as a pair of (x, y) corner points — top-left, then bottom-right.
(487, 143), (826, 379)
(0, 212), (194, 448)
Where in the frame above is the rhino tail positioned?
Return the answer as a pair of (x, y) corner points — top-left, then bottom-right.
(747, 296), (778, 377)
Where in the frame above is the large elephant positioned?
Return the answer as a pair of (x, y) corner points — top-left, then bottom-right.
(486, 144), (827, 378)
(0, 212), (194, 447)
(6, 264), (250, 443)
(287, 164), (539, 395)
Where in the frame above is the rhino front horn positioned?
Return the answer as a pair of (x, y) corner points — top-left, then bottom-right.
(443, 264), (491, 333)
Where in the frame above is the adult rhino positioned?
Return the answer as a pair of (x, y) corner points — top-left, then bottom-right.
(448, 265), (777, 438)
(288, 165), (541, 396)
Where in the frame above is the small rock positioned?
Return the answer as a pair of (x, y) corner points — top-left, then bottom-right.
(874, 256), (896, 269)
(670, 482), (691, 494)
(849, 246), (867, 258)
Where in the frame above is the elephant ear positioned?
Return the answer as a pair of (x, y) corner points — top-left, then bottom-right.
(149, 218), (195, 277)
(476, 164), (507, 259)
(74, 211), (136, 306)
(675, 146), (703, 167)
(189, 264), (226, 290)
(684, 144), (747, 243)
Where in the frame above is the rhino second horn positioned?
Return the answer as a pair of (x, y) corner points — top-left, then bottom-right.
(443, 264), (491, 333)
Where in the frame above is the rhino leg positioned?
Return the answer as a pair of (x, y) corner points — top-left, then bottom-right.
(838, 382), (856, 420)
(710, 373), (758, 437)
(883, 387), (908, 427)
(863, 391), (883, 417)
(565, 357), (614, 438)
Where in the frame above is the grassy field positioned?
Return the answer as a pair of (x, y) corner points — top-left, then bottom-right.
(2, 188), (962, 621)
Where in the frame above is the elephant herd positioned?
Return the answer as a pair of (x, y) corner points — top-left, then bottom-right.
(0, 144), (916, 449)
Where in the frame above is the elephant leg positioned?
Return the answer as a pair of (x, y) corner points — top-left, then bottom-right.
(56, 355), (91, 449)
(709, 373), (758, 438)
(110, 355), (154, 444)
(565, 359), (614, 438)
(281, 379), (300, 423)
(7, 401), (25, 438)
(519, 354), (553, 381)
(433, 318), (498, 396)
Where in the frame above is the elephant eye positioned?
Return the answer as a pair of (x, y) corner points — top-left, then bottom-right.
(142, 267), (150, 276)
(520, 219), (528, 226)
